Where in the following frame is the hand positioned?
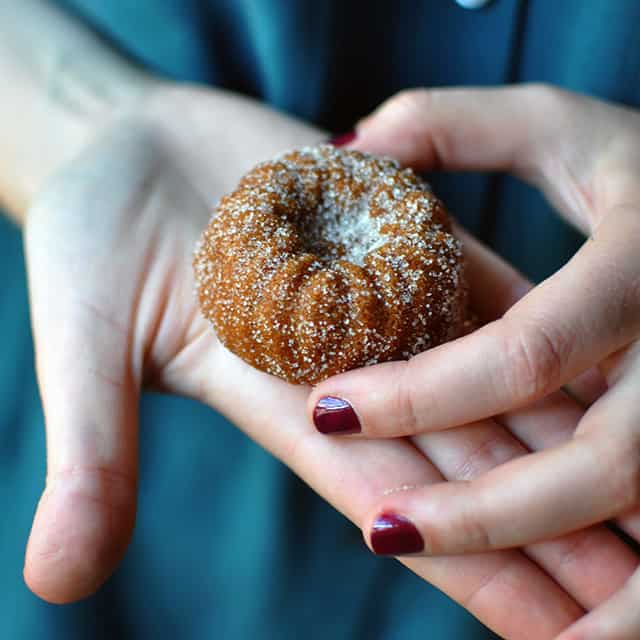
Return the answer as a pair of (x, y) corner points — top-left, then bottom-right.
(21, 85), (325, 601)
(20, 84), (636, 640)
(308, 85), (640, 638)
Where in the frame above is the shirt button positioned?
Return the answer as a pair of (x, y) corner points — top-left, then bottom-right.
(454, 0), (492, 8)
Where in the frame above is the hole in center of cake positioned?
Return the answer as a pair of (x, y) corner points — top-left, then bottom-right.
(299, 196), (386, 266)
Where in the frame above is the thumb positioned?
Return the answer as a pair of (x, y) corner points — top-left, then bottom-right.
(23, 210), (139, 604)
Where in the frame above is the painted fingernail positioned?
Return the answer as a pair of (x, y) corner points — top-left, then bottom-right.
(371, 513), (424, 556)
(328, 131), (357, 147)
(313, 396), (361, 435)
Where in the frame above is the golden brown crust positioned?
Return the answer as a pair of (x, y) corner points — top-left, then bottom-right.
(194, 145), (468, 384)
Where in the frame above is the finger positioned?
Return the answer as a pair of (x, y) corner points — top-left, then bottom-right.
(413, 417), (638, 609)
(362, 369), (640, 557)
(500, 387), (640, 596)
(23, 273), (139, 603)
(556, 568), (640, 640)
(601, 346), (640, 543)
(510, 348), (640, 547)
(501, 390), (584, 450)
(353, 85), (561, 175)
(501, 377), (640, 554)
(404, 552), (581, 640)
(168, 345), (583, 640)
(307, 226), (531, 437)
(22, 168), (146, 603)
(361, 438), (620, 556)
(564, 367), (608, 408)
(310, 210), (640, 438)
(351, 85), (640, 232)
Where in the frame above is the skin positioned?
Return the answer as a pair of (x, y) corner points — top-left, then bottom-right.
(309, 85), (640, 639)
(4, 2), (639, 638)
(23, 99), (637, 639)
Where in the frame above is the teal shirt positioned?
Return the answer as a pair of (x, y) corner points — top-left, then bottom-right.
(57, 0), (640, 281)
(3, 2), (640, 638)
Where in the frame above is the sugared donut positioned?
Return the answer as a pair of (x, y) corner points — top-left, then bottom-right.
(194, 144), (468, 385)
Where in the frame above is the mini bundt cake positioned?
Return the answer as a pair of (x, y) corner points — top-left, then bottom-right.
(194, 144), (468, 385)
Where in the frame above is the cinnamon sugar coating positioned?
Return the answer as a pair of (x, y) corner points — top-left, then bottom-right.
(194, 145), (468, 384)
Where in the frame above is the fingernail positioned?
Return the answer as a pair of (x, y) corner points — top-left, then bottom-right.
(371, 513), (424, 556)
(313, 396), (361, 435)
(328, 131), (357, 147)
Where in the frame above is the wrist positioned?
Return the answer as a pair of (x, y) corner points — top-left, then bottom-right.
(0, 0), (166, 222)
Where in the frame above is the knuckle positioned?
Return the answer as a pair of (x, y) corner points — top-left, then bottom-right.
(392, 361), (422, 435)
(522, 82), (571, 113)
(502, 320), (569, 402)
(435, 487), (493, 553)
(47, 464), (137, 515)
(607, 441), (640, 512)
(383, 88), (432, 117)
(459, 506), (493, 552)
(553, 530), (601, 572)
(461, 562), (515, 611)
(392, 357), (440, 435)
(373, 88), (453, 170)
(452, 437), (521, 482)
(379, 88), (450, 133)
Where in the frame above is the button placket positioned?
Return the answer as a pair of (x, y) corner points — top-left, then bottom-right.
(455, 0), (492, 9)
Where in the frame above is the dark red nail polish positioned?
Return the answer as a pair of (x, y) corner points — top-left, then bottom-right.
(313, 396), (361, 435)
(371, 513), (424, 556)
(328, 131), (357, 147)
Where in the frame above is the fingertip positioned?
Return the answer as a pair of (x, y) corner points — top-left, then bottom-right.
(347, 116), (424, 167)
(311, 395), (362, 435)
(347, 89), (449, 168)
(368, 511), (425, 557)
(309, 360), (415, 438)
(327, 131), (357, 147)
(24, 471), (136, 604)
(307, 370), (368, 436)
